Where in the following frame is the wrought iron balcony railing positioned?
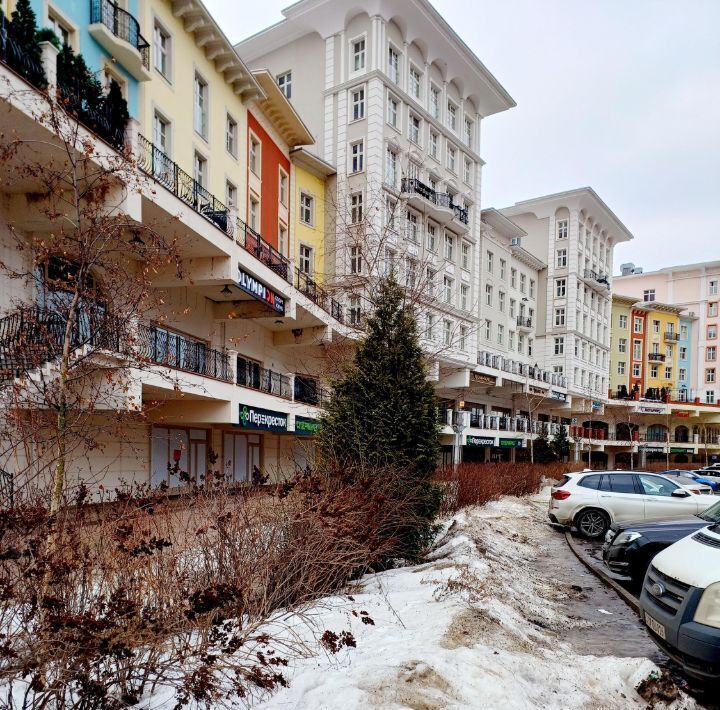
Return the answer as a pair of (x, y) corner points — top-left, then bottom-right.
(647, 351), (666, 362)
(138, 323), (232, 382)
(401, 178), (469, 225)
(0, 15), (46, 89)
(664, 331), (680, 342)
(90, 0), (150, 69)
(516, 316), (532, 328)
(237, 357), (291, 399)
(294, 268), (344, 323)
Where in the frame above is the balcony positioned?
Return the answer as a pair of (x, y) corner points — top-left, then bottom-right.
(295, 269), (344, 323)
(648, 351), (666, 363)
(241, 224), (290, 281)
(138, 324), (232, 382)
(237, 357), (291, 399)
(400, 178), (469, 227)
(89, 0), (151, 81)
(583, 269), (610, 291)
(664, 331), (680, 342)
(294, 374), (331, 407)
(516, 316), (532, 331)
(476, 350), (568, 389)
(0, 15), (46, 89)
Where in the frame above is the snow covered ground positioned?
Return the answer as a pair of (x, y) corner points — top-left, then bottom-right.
(249, 490), (698, 710)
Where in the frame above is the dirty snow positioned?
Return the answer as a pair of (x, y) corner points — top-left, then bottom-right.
(246, 489), (698, 710)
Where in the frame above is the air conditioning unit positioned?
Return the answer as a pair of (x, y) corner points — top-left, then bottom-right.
(510, 237), (521, 246)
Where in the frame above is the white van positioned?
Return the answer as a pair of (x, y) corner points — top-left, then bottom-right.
(639, 523), (720, 680)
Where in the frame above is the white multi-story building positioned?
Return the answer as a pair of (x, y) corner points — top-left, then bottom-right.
(501, 188), (634, 411)
(237, 0), (515, 380)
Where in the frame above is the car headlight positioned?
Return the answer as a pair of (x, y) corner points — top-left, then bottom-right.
(694, 582), (720, 629)
(612, 531), (642, 546)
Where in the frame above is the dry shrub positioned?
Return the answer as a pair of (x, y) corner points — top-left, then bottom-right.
(436, 462), (584, 513)
(0, 467), (416, 708)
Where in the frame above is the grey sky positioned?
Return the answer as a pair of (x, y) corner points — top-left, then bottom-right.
(207, 0), (720, 272)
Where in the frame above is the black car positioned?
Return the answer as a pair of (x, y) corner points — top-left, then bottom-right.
(603, 500), (720, 585)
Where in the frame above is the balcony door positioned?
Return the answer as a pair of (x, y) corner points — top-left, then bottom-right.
(237, 356), (261, 389)
(151, 426), (207, 487)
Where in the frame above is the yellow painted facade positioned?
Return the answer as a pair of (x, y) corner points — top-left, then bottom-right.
(644, 305), (682, 392)
(609, 295), (633, 395)
(291, 154), (335, 283)
(136, 0), (257, 217)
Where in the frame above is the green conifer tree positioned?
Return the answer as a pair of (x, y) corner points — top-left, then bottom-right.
(550, 425), (571, 462)
(318, 277), (442, 558)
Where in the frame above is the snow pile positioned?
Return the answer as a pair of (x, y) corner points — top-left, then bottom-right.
(245, 490), (697, 710)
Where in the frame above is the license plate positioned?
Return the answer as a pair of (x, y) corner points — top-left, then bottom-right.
(645, 612), (666, 640)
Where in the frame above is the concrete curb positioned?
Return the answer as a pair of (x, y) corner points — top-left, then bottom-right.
(564, 531), (641, 614)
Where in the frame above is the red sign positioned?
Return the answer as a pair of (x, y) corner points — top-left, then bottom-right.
(674, 411), (691, 418)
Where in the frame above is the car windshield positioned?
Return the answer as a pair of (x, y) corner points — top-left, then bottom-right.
(699, 501), (720, 523)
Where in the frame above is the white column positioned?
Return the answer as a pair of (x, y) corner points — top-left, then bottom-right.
(39, 41), (59, 93)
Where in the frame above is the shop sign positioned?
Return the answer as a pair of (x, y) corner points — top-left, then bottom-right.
(295, 416), (320, 436)
(472, 373), (497, 386)
(639, 406), (665, 414)
(237, 404), (288, 432)
(466, 436), (495, 447)
(550, 390), (567, 402)
(670, 447), (692, 454)
(529, 385), (545, 395)
(591, 401), (603, 411)
(237, 268), (285, 314)
(498, 438), (523, 448)
(674, 411), (691, 418)
(641, 446), (664, 453)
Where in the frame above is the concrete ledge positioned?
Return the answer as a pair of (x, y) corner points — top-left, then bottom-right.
(564, 531), (640, 613)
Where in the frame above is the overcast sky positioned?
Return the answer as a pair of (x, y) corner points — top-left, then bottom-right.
(207, 0), (720, 273)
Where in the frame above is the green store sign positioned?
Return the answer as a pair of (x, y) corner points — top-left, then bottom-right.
(498, 438), (523, 448)
(295, 416), (320, 436)
(237, 404), (288, 432)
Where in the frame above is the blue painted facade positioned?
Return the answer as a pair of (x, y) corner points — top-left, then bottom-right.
(678, 316), (693, 397)
(28, 0), (142, 116)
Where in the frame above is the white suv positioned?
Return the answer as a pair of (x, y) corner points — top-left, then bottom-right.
(549, 471), (717, 539)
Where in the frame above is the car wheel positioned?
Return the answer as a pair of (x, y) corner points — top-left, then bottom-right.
(575, 509), (609, 539)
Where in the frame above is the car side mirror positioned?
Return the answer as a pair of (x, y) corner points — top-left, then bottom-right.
(671, 489), (691, 498)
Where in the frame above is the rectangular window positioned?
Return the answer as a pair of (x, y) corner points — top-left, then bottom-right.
(498, 291), (505, 312)
(509, 299), (516, 318)
(632, 363), (640, 377)
(277, 71), (291, 98)
(463, 158), (472, 184)
(708, 391), (716, 405)
(650, 365), (658, 378)
(665, 366), (672, 379)
(633, 339), (642, 360)
(679, 368), (687, 381)
(460, 326), (468, 352)
(299, 244), (313, 275)
(426, 267), (436, 298)
(348, 295), (362, 326)
(447, 145), (456, 173)
(388, 46), (400, 83)
(557, 219), (568, 239)
(193, 73), (208, 138)
(226, 114), (237, 156)
(299, 192), (314, 225)
(153, 22), (170, 78)
(383, 248), (396, 277)
(443, 320), (452, 347)
(460, 284), (469, 311)
(193, 151), (207, 187)
(425, 313), (435, 341)
(618, 337), (627, 353)
(530, 279), (535, 299)
(349, 87), (366, 122)
(429, 131), (438, 159)
(249, 135), (260, 175)
(497, 324), (504, 345)
(486, 251), (494, 273)
(430, 85), (440, 118)
(443, 276), (453, 305)
(350, 141), (364, 173)
(511, 268), (517, 288)
(500, 259), (506, 280)
(554, 307), (566, 326)
(464, 117), (473, 148)
(350, 192), (363, 224)
(710, 302), (719, 317)
(643, 289), (655, 302)
(653, 319), (660, 334)
(278, 223), (287, 256)
(352, 38), (366, 71)
(617, 362), (626, 375)
(680, 346), (688, 359)
(225, 180), (236, 208)
(520, 273), (526, 294)
(385, 148), (397, 187)
(426, 223), (437, 252)
(556, 278), (567, 297)
(554, 337), (564, 355)
(406, 211), (419, 242)
(408, 114), (421, 145)
(485, 284), (493, 307)
(447, 101), (457, 131)
(633, 316), (643, 333)
(279, 171), (288, 207)
(444, 234), (454, 261)
(153, 111), (170, 155)
(249, 194), (259, 231)
(709, 325), (718, 339)
(404, 257), (416, 290)
(710, 279), (719, 296)
(350, 246), (362, 274)
(706, 368), (716, 384)
(409, 66), (421, 98)
(619, 314), (628, 329)
(708, 346), (717, 361)
(556, 249), (567, 267)
(387, 95), (398, 128)
(461, 242), (471, 270)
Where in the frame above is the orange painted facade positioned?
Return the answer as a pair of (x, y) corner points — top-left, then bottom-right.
(247, 112), (290, 251)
